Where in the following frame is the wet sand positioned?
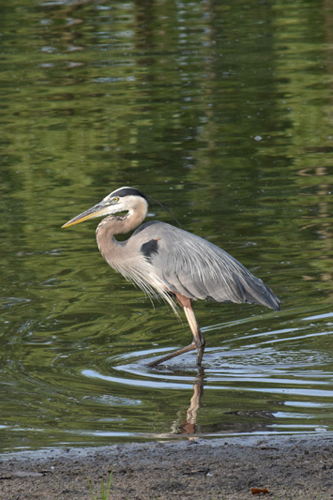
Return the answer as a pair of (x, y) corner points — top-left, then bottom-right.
(0, 434), (332, 499)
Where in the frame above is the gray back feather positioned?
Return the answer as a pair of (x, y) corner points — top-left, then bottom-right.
(132, 221), (280, 310)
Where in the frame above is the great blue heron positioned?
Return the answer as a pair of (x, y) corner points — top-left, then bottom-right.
(62, 186), (280, 367)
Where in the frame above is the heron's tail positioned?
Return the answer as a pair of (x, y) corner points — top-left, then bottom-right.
(242, 274), (280, 311)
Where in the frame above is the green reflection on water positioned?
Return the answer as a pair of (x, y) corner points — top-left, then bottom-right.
(0, 0), (333, 452)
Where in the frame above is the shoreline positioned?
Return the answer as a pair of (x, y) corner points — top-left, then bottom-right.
(0, 433), (332, 499)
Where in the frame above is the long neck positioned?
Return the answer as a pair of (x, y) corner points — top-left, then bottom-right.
(95, 197), (147, 271)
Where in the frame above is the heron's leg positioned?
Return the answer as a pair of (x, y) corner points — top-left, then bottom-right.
(147, 294), (205, 368)
(183, 302), (205, 366)
(147, 342), (197, 368)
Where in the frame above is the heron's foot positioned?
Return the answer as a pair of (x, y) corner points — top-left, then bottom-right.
(147, 342), (197, 368)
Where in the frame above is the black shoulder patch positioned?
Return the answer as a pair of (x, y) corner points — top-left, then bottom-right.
(141, 239), (159, 262)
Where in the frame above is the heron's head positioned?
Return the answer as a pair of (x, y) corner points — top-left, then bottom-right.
(62, 187), (148, 228)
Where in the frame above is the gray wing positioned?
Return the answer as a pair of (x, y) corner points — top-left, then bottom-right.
(133, 221), (280, 310)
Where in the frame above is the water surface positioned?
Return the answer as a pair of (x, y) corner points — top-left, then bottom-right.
(0, 0), (333, 453)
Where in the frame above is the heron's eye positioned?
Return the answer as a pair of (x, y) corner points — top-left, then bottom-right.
(113, 196), (119, 202)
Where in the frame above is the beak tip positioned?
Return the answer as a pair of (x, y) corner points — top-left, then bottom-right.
(62, 202), (106, 229)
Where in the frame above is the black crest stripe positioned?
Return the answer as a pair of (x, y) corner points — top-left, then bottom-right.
(111, 187), (147, 200)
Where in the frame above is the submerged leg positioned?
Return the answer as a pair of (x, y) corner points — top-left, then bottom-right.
(146, 342), (197, 368)
(147, 294), (205, 368)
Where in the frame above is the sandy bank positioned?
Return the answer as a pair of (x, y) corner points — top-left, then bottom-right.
(0, 433), (332, 499)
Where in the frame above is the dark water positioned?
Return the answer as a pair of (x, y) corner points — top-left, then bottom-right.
(0, 0), (333, 453)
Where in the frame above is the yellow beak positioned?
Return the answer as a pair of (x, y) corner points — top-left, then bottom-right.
(62, 202), (109, 228)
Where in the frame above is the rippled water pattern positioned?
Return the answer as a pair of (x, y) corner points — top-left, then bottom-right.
(0, 0), (333, 452)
